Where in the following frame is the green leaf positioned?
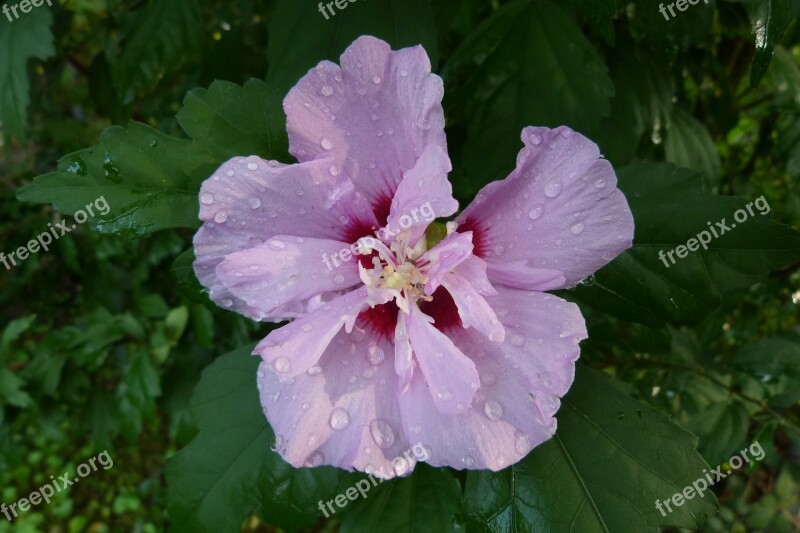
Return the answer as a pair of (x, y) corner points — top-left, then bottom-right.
(0, 315), (36, 355)
(464, 366), (717, 532)
(267, 0), (439, 95)
(734, 334), (800, 379)
(443, 0), (614, 194)
(111, 0), (204, 104)
(562, 0), (618, 44)
(0, 367), (32, 408)
(17, 79), (289, 237)
(167, 345), (351, 532)
(664, 108), (722, 187)
(741, 0), (796, 87)
(0, 6), (55, 140)
(574, 162), (800, 325)
(339, 465), (464, 533)
(684, 401), (749, 465)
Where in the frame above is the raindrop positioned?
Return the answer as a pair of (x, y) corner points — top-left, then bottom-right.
(369, 419), (396, 449)
(320, 138), (334, 150)
(438, 390), (454, 402)
(329, 165), (340, 176)
(544, 181), (562, 198)
(515, 432), (531, 455)
(483, 399), (504, 421)
(275, 357), (291, 373)
(570, 222), (585, 235)
(594, 178), (607, 189)
(530, 133), (542, 145)
(334, 274), (345, 284)
(372, 75), (382, 84)
(330, 408), (351, 430)
(200, 193), (214, 205)
(305, 451), (325, 467)
(249, 197), (262, 209)
(214, 210), (228, 223)
(481, 372), (497, 386)
(247, 162), (259, 171)
(269, 240), (286, 250)
(321, 85), (334, 96)
(528, 205), (543, 220)
(307, 365), (322, 376)
(462, 455), (475, 466)
(368, 346), (385, 365)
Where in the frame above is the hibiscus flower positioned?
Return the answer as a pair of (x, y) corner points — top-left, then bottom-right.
(193, 36), (634, 475)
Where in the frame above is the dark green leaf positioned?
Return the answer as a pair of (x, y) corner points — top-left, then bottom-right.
(443, 0), (614, 194)
(574, 163), (800, 325)
(464, 366), (717, 532)
(664, 108), (722, 187)
(339, 465), (463, 533)
(684, 401), (749, 465)
(0, 6), (55, 140)
(741, 0), (796, 87)
(267, 0), (439, 95)
(735, 334), (800, 379)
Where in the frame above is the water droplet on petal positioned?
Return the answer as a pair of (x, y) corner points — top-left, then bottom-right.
(484, 399), (504, 421)
(302, 324), (313, 332)
(200, 192), (214, 205)
(333, 273), (345, 284)
(275, 357), (291, 373)
(320, 138), (334, 150)
(528, 205), (543, 220)
(269, 239), (285, 250)
(214, 210), (228, 223)
(330, 407), (350, 430)
(372, 75), (382, 84)
(302, 402), (311, 410)
(307, 365), (322, 376)
(438, 390), (454, 402)
(321, 85), (333, 96)
(515, 432), (531, 455)
(305, 451), (325, 467)
(400, 69), (408, 77)
(510, 334), (525, 347)
(369, 419), (396, 449)
(462, 455), (475, 466)
(570, 222), (585, 235)
(481, 372), (497, 386)
(247, 162), (259, 171)
(329, 165), (340, 176)
(249, 197), (262, 209)
(594, 178), (607, 189)
(368, 346), (385, 365)
(530, 133), (542, 145)
(544, 181), (562, 198)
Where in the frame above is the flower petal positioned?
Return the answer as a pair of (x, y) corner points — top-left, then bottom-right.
(441, 273), (505, 342)
(397, 287), (587, 471)
(406, 304), (480, 415)
(385, 145), (457, 246)
(394, 312), (414, 394)
(420, 232), (474, 294)
(284, 36), (446, 214)
(259, 331), (415, 476)
(193, 156), (377, 321)
(456, 126), (634, 288)
(216, 236), (361, 316)
(254, 287), (387, 377)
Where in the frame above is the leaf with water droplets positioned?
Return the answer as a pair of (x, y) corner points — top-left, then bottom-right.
(464, 366), (717, 531)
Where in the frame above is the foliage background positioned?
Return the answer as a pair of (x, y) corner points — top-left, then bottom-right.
(1, 0), (799, 531)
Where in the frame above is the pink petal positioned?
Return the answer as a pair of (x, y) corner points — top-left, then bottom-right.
(284, 36), (446, 213)
(452, 256), (497, 296)
(385, 145), (457, 246)
(193, 156), (377, 321)
(456, 126), (634, 289)
(394, 312), (414, 394)
(441, 273), (505, 342)
(420, 232), (474, 294)
(485, 262), (567, 291)
(216, 236), (361, 316)
(259, 331), (416, 477)
(397, 287), (587, 471)
(406, 304), (480, 415)
(254, 288), (386, 377)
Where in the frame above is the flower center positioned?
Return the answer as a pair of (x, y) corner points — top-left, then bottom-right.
(358, 232), (431, 312)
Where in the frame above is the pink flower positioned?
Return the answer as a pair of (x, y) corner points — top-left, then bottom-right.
(193, 36), (634, 474)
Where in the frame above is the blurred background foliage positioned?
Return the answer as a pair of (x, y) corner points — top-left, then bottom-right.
(0, 0), (799, 531)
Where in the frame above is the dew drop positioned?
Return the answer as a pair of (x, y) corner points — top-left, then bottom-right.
(515, 432), (531, 455)
(330, 407), (351, 430)
(369, 419), (396, 449)
(570, 222), (585, 235)
(249, 197), (262, 209)
(320, 138), (334, 150)
(438, 390), (454, 402)
(321, 85), (333, 96)
(368, 346), (385, 365)
(214, 210), (228, 223)
(483, 399), (504, 421)
(372, 75), (382, 84)
(400, 69), (408, 77)
(305, 451), (325, 467)
(247, 162), (259, 171)
(530, 133), (542, 145)
(329, 165), (340, 176)
(462, 455), (475, 466)
(269, 239), (286, 250)
(594, 178), (607, 189)
(544, 181), (562, 198)
(275, 357), (291, 374)
(307, 365), (322, 376)
(302, 402), (311, 410)
(333, 274), (345, 284)
(200, 192), (214, 205)
(528, 205), (543, 220)
(481, 372), (497, 386)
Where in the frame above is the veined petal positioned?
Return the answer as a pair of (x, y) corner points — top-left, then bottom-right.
(406, 304), (480, 415)
(441, 273), (505, 342)
(456, 126), (634, 289)
(284, 36), (446, 217)
(254, 287), (387, 377)
(420, 232), (474, 294)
